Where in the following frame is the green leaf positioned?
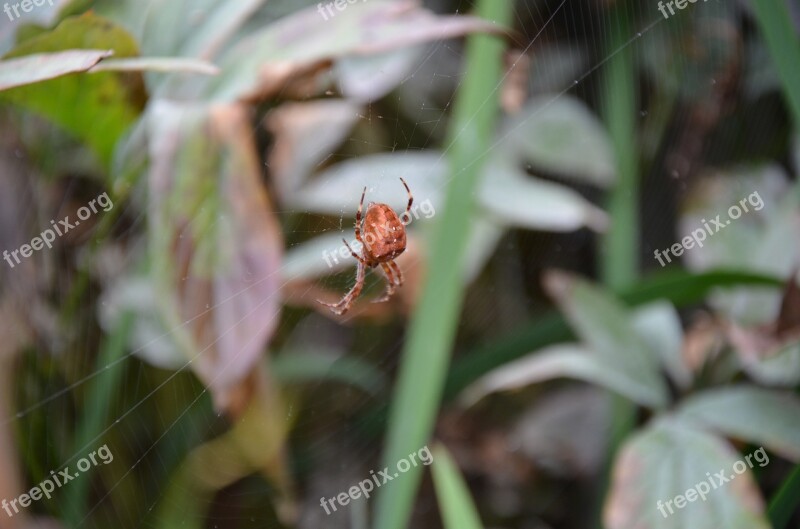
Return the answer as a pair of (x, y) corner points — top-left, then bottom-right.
(605, 417), (770, 529)
(431, 445), (485, 529)
(463, 343), (667, 409)
(496, 95), (616, 187)
(283, 231), (360, 279)
(335, 46), (424, 102)
(543, 271), (668, 408)
(1, 13), (143, 167)
(0, 49), (112, 90)
(480, 161), (608, 232)
(631, 301), (691, 389)
(444, 269), (782, 400)
(294, 152), (444, 215)
(677, 386), (800, 461)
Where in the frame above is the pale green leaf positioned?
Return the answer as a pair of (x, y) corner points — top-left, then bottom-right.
(605, 417), (770, 529)
(293, 152), (445, 214)
(0, 49), (112, 90)
(481, 161), (608, 231)
(496, 95), (616, 187)
(431, 445), (485, 529)
(677, 386), (800, 460)
(632, 301), (691, 389)
(462, 343), (666, 409)
(543, 272), (668, 407)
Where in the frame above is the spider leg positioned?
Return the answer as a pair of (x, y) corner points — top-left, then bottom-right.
(318, 260), (366, 315)
(399, 177), (413, 218)
(373, 262), (398, 303)
(342, 238), (366, 264)
(355, 186), (367, 244)
(389, 260), (403, 286)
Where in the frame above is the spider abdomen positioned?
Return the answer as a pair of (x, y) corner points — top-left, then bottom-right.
(362, 204), (407, 264)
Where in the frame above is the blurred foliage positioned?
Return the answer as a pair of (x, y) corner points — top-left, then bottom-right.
(0, 0), (799, 528)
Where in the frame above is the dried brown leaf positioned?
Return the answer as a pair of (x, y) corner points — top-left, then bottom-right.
(210, 0), (508, 102)
(147, 101), (283, 411)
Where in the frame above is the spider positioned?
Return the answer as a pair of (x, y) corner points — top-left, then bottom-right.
(319, 178), (413, 315)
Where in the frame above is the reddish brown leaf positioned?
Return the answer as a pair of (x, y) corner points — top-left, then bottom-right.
(147, 101), (283, 410)
(209, 0), (508, 102)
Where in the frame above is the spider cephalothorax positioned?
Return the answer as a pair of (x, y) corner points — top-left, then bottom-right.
(319, 178), (413, 315)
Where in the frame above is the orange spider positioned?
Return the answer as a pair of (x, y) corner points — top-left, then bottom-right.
(319, 178), (413, 315)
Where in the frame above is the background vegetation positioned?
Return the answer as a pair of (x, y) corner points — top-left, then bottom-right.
(0, 0), (799, 528)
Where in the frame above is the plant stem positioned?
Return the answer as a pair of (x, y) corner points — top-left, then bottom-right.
(750, 0), (800, 128)
(598, 5), (638, 528)
(601, 7), (638, 291)
(63, 312), (133, 526)
(373, 2), (512, 528)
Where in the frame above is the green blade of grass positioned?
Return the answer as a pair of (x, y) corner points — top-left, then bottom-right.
(373, 2), (512, 528)
(750, 0), (800, 127)
(597, 6), (639, 527)
(431, 444), (484, 529)
(63, 311), (133, 525)
(601, 5), (638, 291)
(768, 462), (800, 529)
